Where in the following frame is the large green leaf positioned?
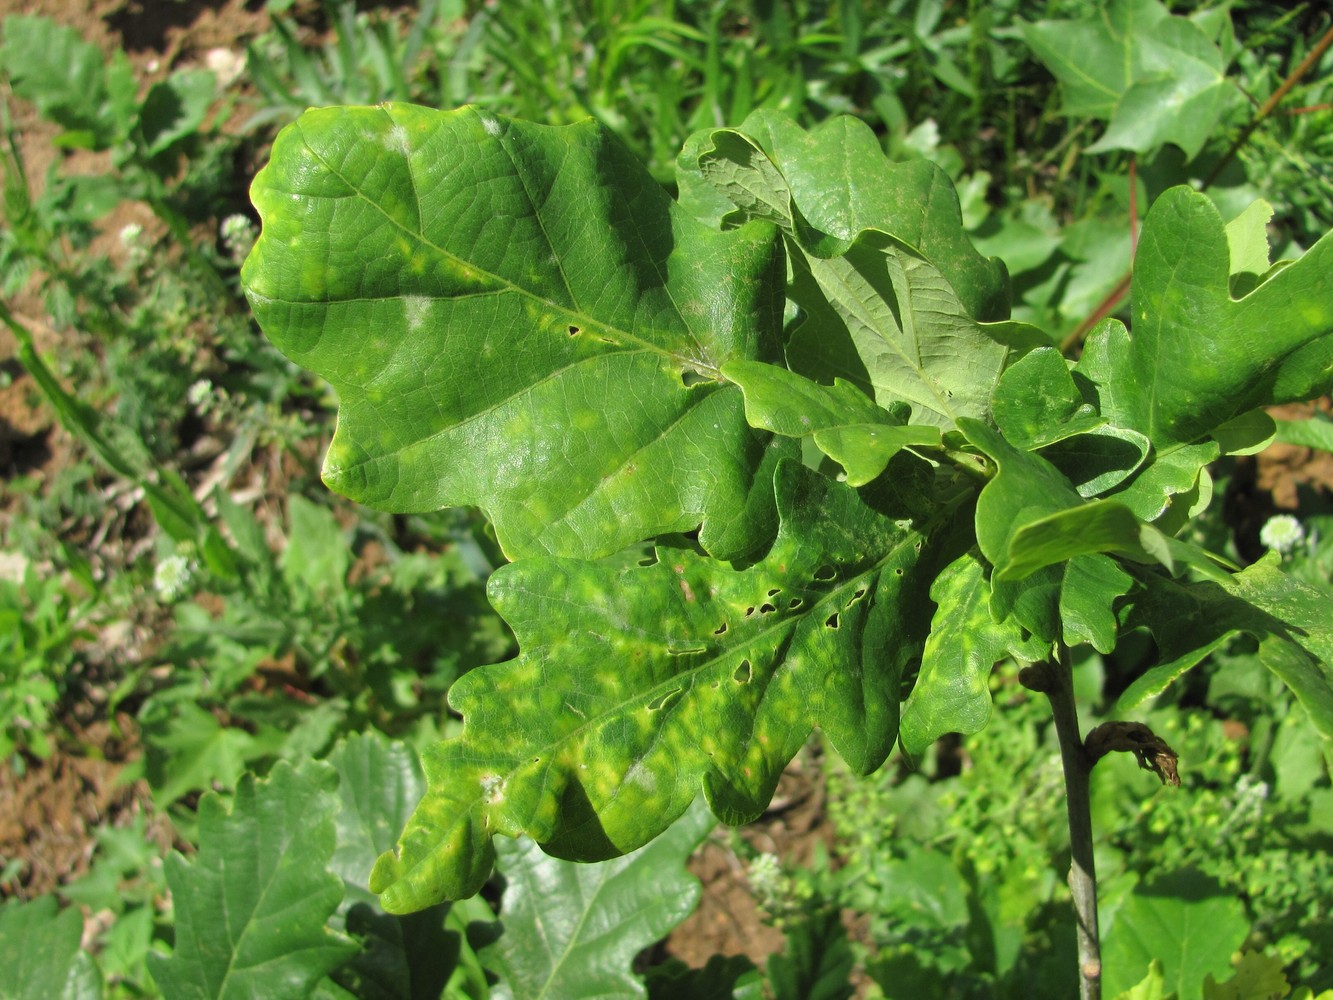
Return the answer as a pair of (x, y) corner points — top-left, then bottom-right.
(1022, 0), (1242, 160)
(723, 360), (940, 486)
(148, 761), (357, 999)
(1115, 557), (1333, 747)
(0, 896), (102, 1000)
(370, 459), (959, 912)
(1102, 871), (1248, 1000)
(1072, 188), (1333, 520)
(482, 798), (714, 1000)
(243, 104), (786, 562)
(680, 112), (1009, 321)
(898, 551), (1045, 758)
(677, 116), (1044, 430)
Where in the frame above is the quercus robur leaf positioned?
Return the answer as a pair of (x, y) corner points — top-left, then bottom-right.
(678, 115), (1045, 430)
(369, 460), (956, 912)
(0, 896), (102, 1000)
(1123, 188), (1333, 448)
(1074, 187), (1333, 521)
(680, 112), (1009, 321)
(723, 360), (940, 486)
(148, 761), (357, 1000)
(1059, 555), (1135, 654)
(482, 799), (714, 1000)
(1023, 0), (1242, 160)
(241, 97), (1333, 930)
(963, 419), (1169, 581)
(898, 551), (1046, 758)
(1115, 557), (1333, 747)
(991, 346), (1149, 497)
(243, 104), (787, 562)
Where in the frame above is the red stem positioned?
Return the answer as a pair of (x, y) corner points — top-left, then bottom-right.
(1061, 22), (1333, 354)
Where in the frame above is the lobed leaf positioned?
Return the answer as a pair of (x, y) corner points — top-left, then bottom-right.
(1071, 189), (1333, 521)
(1122, 187), (1333, 449)
(678, 115), (1044, 430)
(147, 761), (357, 999)
(1023, 0), (1242, 160)
(898, 551), (1046, 758)
(243, 104), (788, 562)
(680, 112), (1010, 321)
(962, 420), (1169, 582)
(992, 346), (1149, 497)
(723, 360), (940, 486)
(482, 799), (714, 1000)
(369, 460), (962, 912)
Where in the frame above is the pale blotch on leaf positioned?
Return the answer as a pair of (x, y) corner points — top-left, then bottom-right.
(480, 773), (505, 804)
(403, 295), (432, 333)
(386, 123), (410, 154)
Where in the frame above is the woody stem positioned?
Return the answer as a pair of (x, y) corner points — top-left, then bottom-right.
(1028, 647), (1101, 1000)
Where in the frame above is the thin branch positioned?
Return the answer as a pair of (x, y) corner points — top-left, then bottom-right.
(1202, 22), (1333, 190)
(1059, 272), (1130, 355)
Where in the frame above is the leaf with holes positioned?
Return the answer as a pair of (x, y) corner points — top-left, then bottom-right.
(369, 459), (964, 912)
(243, 104), (788, 562)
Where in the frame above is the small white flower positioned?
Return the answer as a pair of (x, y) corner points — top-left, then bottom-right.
(118, 223), (144, 248)
(154, 554), (193, 602)
(1259, 514), (1304, 554)
(747, 852), (784, 901)
(204, 47), (247, 89)
(220, 214), (257, 262)
(187, 379), (213, 409)
(0, 550), (29, 584)
(119, 223), (149, 268)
